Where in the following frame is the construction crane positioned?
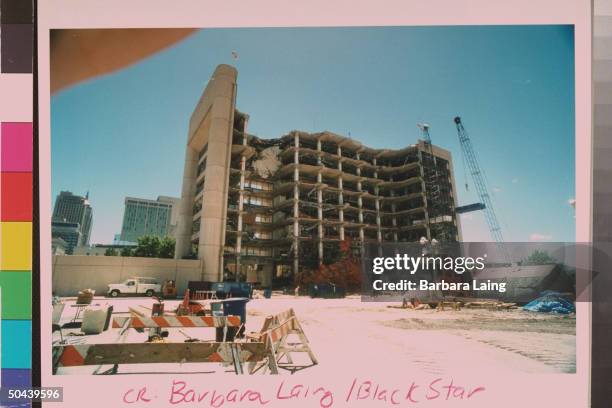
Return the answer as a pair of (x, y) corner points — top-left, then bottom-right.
(453, 116), (504, 244)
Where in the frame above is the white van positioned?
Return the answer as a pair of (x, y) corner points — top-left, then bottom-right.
(107, 277), (161, 297)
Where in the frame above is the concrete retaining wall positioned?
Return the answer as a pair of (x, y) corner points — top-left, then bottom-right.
(52, 255), (210, 297)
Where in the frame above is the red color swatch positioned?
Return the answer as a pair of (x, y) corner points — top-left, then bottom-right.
(1, 172), (32, 221)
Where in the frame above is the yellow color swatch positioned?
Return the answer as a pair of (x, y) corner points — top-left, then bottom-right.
(1, 222), (32, 270)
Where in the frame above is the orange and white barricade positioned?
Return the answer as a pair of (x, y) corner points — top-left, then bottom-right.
(52, 311), (258, 374)
(53, 341), (266, 374)
(111, 314), (241, 329)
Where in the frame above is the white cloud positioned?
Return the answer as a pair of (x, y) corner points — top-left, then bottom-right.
(493, 187), (502, 193)
(568, 198), (576, 208)
(529, 233), (553, 242)
(511, 178), (519, 184)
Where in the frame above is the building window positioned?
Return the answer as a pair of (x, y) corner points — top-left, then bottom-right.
(198, 158), (207, 176)
(254, 231), (272, 240)
(198, 143), (208, 159)
(195, 181), (204, 195)
(248, 196), (272, 207)
(255, 214), (272, 223)
(246, 180), (273, 191)
(241, 246), (272, 256)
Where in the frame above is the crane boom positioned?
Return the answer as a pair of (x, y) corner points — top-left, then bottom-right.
(453, 116), (504, 244)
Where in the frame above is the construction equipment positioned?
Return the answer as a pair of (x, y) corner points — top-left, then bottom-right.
(453, 116), (505, 244)
(455, 202), (486, 214)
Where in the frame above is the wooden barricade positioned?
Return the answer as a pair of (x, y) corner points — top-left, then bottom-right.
(53, 342), (267, 374)
(53, 309), (317, 375)
(53, 312), (254, 374)
(111, 315), (241, 329)
(246, 308), (317, 374)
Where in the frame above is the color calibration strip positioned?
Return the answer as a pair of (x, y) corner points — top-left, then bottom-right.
(0, 0), (34, 399)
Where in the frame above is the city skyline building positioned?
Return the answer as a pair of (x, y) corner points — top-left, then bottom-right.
(52, 191), (93, 248)
(119, 195), (180, 243)
(51, 220), (81, 254)
(174, 65), (461, 285)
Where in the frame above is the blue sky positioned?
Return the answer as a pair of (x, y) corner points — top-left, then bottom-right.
(51, 25), (575, 244)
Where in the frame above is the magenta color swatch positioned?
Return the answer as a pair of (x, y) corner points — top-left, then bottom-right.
(1, 122), (32, 171)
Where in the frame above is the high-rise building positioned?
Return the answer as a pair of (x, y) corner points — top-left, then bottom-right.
(175, 65), (461, 285)
(51, 221), (81, 254)
(119, 196), (180, 243)
(52, 191), (93, 247)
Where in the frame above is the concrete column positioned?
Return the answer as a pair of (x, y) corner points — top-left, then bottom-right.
(357, 166), (364, 243)
(317, 138), (322, 165)
(317, 170), (323, 264)
(235, 154), (246, 277)
(234, 115), (249, 280)
(372, 158), (382, 254)
(390, 179), (398, 242)
(337, 146), (345, 241)
(373, 164), (381, 243)
(338, 177), (344, 240)
(293, 133), (300, 276)
(175, 145), (198, 259)
(417, 149), (431, 240)
(375, 197), (382, 243)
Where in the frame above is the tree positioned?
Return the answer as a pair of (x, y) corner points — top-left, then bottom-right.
(120, 247), (133, 257)
(158, 236), (176, 259)
(523, 250), (556, 265)
(129, 235), (175, 258)
(104, 247), (118, 256)
(133, 235), (161, 257)
(297, 239), (362, 292)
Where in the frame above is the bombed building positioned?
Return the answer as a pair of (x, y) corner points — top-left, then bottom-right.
(174, 65), (461, 285)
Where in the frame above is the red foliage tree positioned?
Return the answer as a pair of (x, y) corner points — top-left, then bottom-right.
(297, 238), (362, 292)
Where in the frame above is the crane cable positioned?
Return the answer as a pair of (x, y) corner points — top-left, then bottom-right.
(460, 144), (470, 192)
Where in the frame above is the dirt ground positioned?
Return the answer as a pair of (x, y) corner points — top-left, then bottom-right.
(54, 294), (575, 375)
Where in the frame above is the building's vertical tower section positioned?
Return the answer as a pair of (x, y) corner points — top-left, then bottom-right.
(337, 145), (345, 241)
(356, 151), (365, 243)
(175, 143), (199, 260)
(417, 141), (461, 242)
(175, 64), (238, 281)
(416, 149), (432, 240)
(316, 137), (324, 264)
(293, 132), (301, 276)
(235, 115), (249, 279)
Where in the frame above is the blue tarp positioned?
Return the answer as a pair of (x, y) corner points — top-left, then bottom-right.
(523, 291), (575, 314)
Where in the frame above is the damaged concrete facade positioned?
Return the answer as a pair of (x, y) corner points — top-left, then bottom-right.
(175, 64), (461, 284)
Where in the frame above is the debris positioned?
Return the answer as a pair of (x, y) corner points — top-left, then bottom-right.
(523, 291), (575, 314)
(76, 289), (95, 305)
(178, 329), (201, 342)
(81, 307), (109, 335)
(175, 290), (206, 316)
(162, 280), (177, 299)
(251, 289), (265, 299)
(252, 146), (281, 178)
(436, 301), (462, 311)
(463, 301), (518, 310)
